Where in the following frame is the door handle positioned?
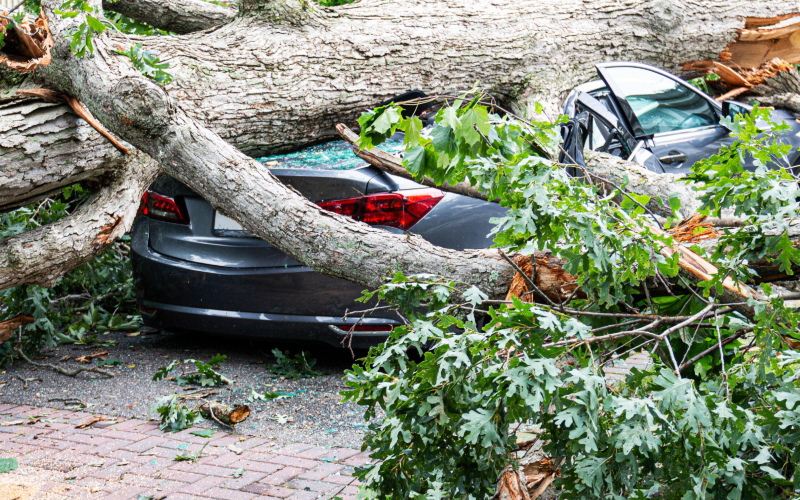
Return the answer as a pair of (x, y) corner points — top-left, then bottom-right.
(659, 152), (688, 165)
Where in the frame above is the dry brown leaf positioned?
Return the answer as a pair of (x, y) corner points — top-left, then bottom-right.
(75, 416), (105, 429)
(0, 10), (53, 72)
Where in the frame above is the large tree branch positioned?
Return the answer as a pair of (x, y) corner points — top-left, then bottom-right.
(6, 0), (799, 320)
(102, 0), (235, 34)
(0, 151), (158, 289)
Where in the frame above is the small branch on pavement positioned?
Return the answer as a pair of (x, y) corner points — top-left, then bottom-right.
(12, 374), (40, 389)
(16, 328), (115, 378)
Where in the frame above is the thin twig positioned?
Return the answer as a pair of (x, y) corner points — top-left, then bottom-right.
(6, 0), (27, 15)
(16, 328), (115, 378)
(678, 328), (752, 373)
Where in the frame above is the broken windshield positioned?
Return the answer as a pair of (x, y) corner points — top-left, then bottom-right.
(256, 135), (406, 170)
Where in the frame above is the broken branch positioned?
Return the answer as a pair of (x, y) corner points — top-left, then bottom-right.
(336, 124), (490, 201)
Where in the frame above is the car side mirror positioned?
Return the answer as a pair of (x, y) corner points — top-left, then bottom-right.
(722, 100), (749, 120)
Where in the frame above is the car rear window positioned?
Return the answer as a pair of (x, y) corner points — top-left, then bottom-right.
(256, 135), (406, 170)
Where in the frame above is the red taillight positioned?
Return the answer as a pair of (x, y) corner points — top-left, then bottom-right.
(137, 191), (190, 225)
(318, 189), (443, 231)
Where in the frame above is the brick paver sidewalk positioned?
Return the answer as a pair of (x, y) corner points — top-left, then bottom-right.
(0, 404), (368, 499)
(0, 353), (652, 499)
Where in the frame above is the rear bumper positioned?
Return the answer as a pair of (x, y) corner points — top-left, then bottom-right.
(130, 217), (398, 348)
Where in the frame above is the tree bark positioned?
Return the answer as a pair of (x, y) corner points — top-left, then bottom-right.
(197, 401), (250, 426)
(0, 151), (158, 289)
(0, 93), (125, 211)
(103, 0), (798, 156)
(753, 69), (800, 116)
(102, 0), (235, 34)
(4, 0), (800, 309)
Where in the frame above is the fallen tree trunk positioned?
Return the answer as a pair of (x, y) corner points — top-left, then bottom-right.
(55, 0), (800, 156)
(3, 1), (797, 183)
(102, 0), (236, 34)
(5, 0), (800, 316)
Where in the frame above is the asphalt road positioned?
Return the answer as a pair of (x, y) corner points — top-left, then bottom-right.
(0, 330), (376, 448)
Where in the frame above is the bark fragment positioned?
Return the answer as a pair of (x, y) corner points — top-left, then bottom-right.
(197, 401), (250, 426)
(0, 315), (34, 345)
(0, 11), (53, 72)
(15, 88), (131, 154)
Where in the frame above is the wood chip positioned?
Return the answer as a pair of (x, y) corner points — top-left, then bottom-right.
(75, 416), (105, 429)
(74, 351), (110, 364)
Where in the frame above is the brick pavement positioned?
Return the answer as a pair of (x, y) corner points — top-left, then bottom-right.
(0, 353), (652, 499)
(0, 404), (369, 499)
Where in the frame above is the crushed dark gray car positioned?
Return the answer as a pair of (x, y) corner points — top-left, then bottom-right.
(132, 62), (800, 347)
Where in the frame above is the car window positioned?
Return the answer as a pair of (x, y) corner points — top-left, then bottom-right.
(603, 66), (717, 135)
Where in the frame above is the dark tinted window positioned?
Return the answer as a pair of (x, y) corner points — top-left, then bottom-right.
(605, 67), (717, 135)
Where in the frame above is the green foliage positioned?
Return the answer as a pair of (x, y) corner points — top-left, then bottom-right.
(357, 90), (680, 307)
(151, 394), (202, 432)
(51, 1), (174, 84)
(686, 73), (720, 95)
(105, 11), (172, 36)
(56, 0), (106, 57)
(345, 92), (800, 499)
(153, 354), (231, 387)
(267, 348), (324, 379)
(0, 458), (18, 473)
(314, 0), (354, 5)
(0, 186), (140, 366)
(115, 44), (173, 85)
(685, 105), (800, 293)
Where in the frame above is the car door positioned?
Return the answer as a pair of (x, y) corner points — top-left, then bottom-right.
(594, 62), (733, 174)
(560, 90), (663, 174)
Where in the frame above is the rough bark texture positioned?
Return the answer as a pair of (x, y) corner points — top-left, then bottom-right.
(0, 151), (158, 289)
(197, 401), (250, 426)
(102, 0), (235, 34)
(581, 151), (704, 218)
(109, 0), (797, 156)
(753, 69), (800, 115)
(0, 94), (125, 211)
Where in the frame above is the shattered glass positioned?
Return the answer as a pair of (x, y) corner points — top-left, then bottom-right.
(256, 136), (406, 171)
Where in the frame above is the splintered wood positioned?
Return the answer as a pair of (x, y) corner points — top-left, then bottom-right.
(493, 458), (561, 500)
(667, 214), (720, 244)
(0, 11), (53, 71)
(0, 314), (34, 345)
(504, 255), (584, 304)
(683, 15), (800, 100)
